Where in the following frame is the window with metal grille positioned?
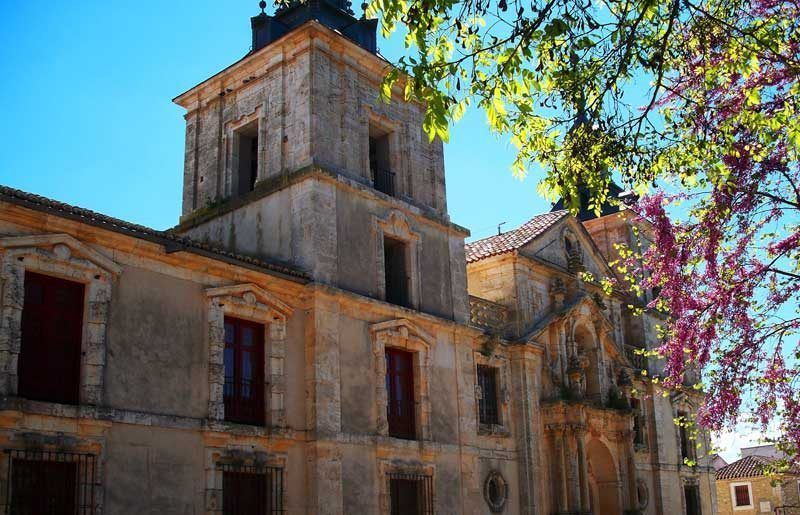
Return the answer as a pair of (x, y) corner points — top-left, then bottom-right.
(385, 348), (416, 440)
(733, 484), (751, 507)
(388, 472), (433, 515)
(224, 317), (265, 426)
(369, 126), (395, 197)
(3, 449), (96, 515)
(220, 463), (284, 514)
(477, 365), (500, 426)
(19, 271), (84, 405)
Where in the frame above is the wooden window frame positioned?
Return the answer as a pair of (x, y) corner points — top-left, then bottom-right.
(18, 271), (85, 405)
(223, 316), (266, 426)
(206, 284), (293, 429)
(370, 320), (433, 441)
(0, 234), (119, 406)
(730, 482), (753, 510)
(385, 347), (416, 440)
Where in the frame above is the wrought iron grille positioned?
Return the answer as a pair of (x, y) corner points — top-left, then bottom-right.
(388, 472), (434, 515)
(223, 376), (265, 425)
(3, 449), (97, 515)
(373, 168), (396, 197)
(219, 463), (284, 514)
(477, 365), (500, 426)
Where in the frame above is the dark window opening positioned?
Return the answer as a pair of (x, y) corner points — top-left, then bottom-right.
(224, 317), (265, 426)
(385, 348), (416, 440)
(684, 484), (702, 515)
(236, 122), (259, 196)
(678, 411), (695, 464)
(19, 271), (84, 405)
(369, 128), (395, 196)
(477, 365), (500, 426)
(220, 463), (284, 515)
(3, 449), (96, 515)
(383, 236), (409, 307)
(733, 484), (750, 507)
(389, 473), (433, 515)
(631, 398), (645, 446)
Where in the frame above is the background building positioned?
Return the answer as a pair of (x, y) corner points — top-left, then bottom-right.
(0, 2), (715, 513)
(716, 451), (800, 515)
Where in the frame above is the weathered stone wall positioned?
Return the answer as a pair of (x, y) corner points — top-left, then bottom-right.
(717, 475), (800, 515)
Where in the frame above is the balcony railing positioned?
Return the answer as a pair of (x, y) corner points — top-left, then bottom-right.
(469, 296), (510, 332)
(224, 377), (265, 426)
(373, 168), (396, 197)
(624, 344), (648, 372)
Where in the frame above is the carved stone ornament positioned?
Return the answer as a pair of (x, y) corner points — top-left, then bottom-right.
(483, 470), (509, 513)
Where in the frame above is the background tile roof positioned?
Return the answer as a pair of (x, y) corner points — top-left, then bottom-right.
(0, 185), (308, 281)
(465, 210), (569, 263)
(716, 455), (800, 479)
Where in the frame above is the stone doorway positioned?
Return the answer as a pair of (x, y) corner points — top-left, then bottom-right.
(587, 439), (621, 514)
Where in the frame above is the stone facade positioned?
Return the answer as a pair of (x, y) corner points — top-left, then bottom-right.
(716, 473), (800, 514)
(0, 7), (717, 515)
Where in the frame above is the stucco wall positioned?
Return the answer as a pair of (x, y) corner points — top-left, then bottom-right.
(105, 265), (208, 418)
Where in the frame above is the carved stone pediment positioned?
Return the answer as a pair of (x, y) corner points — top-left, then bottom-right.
(0, 233), (121, 276)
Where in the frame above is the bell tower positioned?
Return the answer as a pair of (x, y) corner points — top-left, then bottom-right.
(173, 2), (469, 322)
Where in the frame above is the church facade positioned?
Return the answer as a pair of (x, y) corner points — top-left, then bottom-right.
(0, 3), (716, 514)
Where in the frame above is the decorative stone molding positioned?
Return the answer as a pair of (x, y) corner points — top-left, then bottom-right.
(377, 458), (435, 515)
(373, 211), (421, 309)
(205, 284), (293, 427)
(484, 470), (509, 513)
(474, 350), (512, 437)
(204, 444), (287, 514)
(0, 234), (119, 404)
(370, 319), (433, 440)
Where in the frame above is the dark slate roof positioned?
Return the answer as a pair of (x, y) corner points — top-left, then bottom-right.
(465, 210), (569, 263)
(0, 185), (308, 282)
(551, 181), (637, 221)
(716, 455), (800, 480)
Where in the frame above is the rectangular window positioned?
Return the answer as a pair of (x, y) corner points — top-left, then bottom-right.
(236, 122), (259, 196)
(678, 411), (694, 463)
(19, 271), (84, 405)
(224, 317), (265, 426)
(733, 484), (751, 507)
(631, 398), (645, 446)
(3, 449), (96, 515)
(220, 463), (284, 515)
(369, 127), (395, 196)
(383, 236), (409, 307)
(388, 473), (433, 515)
(477, 365), (500, 426)
(684, 484), (702, 515)
(385, 348), (415, 440)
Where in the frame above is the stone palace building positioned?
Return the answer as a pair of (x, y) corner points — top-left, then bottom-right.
(0, 1), (716, 514)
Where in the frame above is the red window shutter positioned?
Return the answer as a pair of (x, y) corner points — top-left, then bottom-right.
(18, 272), (84, 404)
(385, 348), (416, 439)
(223, 316), (265, 425)
(734, 485), (750, 506)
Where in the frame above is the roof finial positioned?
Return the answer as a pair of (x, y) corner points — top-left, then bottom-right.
(259, 0), (267, 13)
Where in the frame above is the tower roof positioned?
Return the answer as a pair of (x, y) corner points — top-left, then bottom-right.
(251, 0), (378, 54)
(551, 181), (637, 221)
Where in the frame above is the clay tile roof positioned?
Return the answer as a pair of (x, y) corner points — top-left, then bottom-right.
(0, 185), (308, 281)
(465, 210), (569, 263)
(716, 455), (800, 480)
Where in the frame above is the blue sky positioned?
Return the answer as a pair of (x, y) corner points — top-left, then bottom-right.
(0, 0), (550, 239)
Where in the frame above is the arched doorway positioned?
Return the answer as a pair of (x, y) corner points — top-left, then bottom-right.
(587, 439), (620, 514)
